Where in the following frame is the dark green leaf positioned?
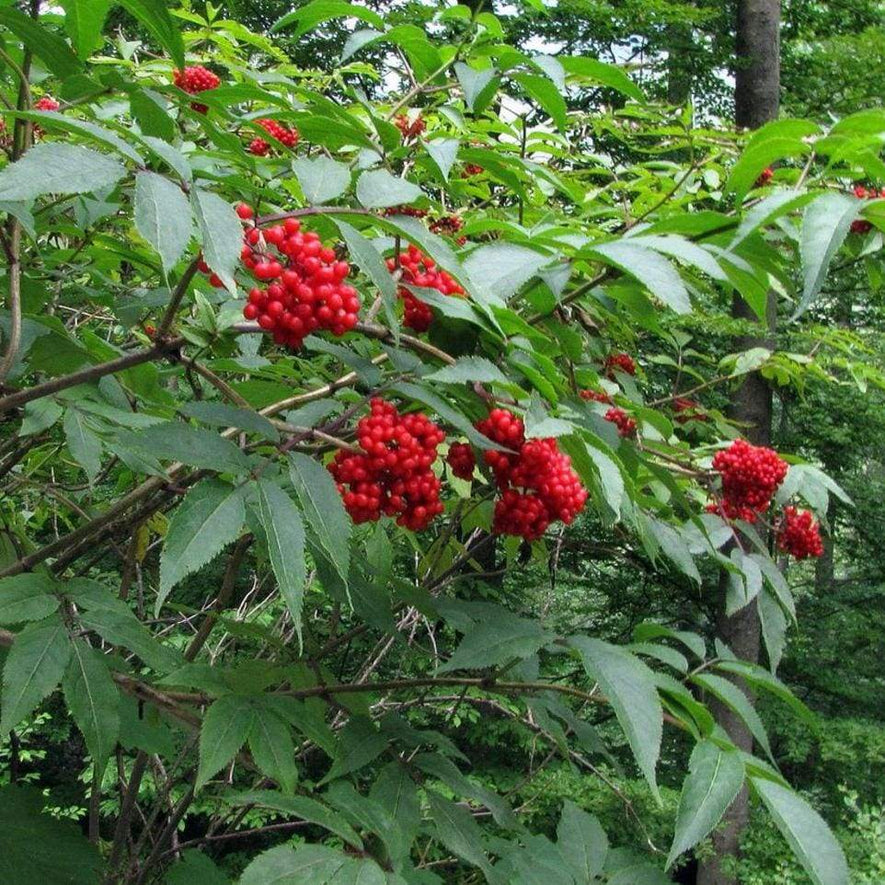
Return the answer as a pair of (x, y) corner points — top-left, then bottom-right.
(134, 171), (192, 273)
(180, 401), (279, 441)
(438, 611), (553, 673)
(356, 169), (423, 209)
(0, 614), (71, 735)
(249, 704), (297, 793)
(557, 800), (608, 880)
(292, 156), (351, 204)
(117, 0), (185, 68)
(197, 694), (254, 790)
(158, 479), (246, 614)
(191, 187), (242, 293)
(0, 574), (59, 625)
(0, 9), (81, 78)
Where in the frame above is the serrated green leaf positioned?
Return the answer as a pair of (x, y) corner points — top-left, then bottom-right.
(0, 144), (125, 202)
(570, 636), (662, 799)
(439, 611), (553, 673)
(255, 480), (306, 646)
(426, 790), (494, 880)
(0, 574), (59, 625)
(191, 187), (242, 294)
(196, 694), (254, 790)
(62, 639), (119, 769)
(0, 9), (81, 78)
(356, 169), (423, 209)
(63, 408), (102, 481)
(423, 138), (459, 181)
(667, 740), (744, 868)
(158, 479), (246, 614)
(117, 0), (185, 68)
(292, 156), (351, 204)
(288, 453), (350, 586)
(249, 704), (297, 794)
(134, 171), (192, 273)
(692, 672), (773, 761)
(556, 800), (608, 880)
(122, 423), (251, 474)
(179, 401), (279, 441)
(752, 777), (848, 885)
(0, 614), (71, 735)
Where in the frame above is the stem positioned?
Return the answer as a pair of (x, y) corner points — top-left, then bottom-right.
(0, 338), (184, 414)
(155, 259), (200, 338)
(0, 219), (22, 384)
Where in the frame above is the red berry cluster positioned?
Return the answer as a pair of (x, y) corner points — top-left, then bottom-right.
(446, 442), (476, 480)
(329, 399), (445, 531)
(605, 407), (637, 438)
(754, 166), (773, 187)
(476, 409), (587, 541)
(387, 244), (466, 332)
(32, 96), (60, 138)
(605, 352), (636, 377)
(233, 207), (359, 350)
(580, 389), (612, 404)
(383, 206), (428, 218)
(395, 114), (426, 141)
(430, 214), (467, 246)
(709, 439), (788, 523)
(173, 66), (220, 113)
(461, 163), (484, 178)
(776, 506), (824, 559)
(673, 397), (706, 424)
(850, 185), (884, 234)
(248, 118), (299, 156)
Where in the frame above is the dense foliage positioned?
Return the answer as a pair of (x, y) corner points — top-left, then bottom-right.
(0, 2), (883, 884)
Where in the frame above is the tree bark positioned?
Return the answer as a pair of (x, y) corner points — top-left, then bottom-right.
(666, 23), (694, 106)
(697, 2), (780, 883)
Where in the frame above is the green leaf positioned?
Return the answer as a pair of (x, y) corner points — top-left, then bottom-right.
(292, 156), (351, 204)
(454, 63), (498, 112)
(370, 762), (420, 840)
(63, 408), (102, 481)
(794, 193), (861, 319)
(426, 790), (494, 881)
(0, 614), (71, 736)
(230, 790), (364, 849)
(320, 716), (388, 785)
(197, 694), (255, 790)
(0, 143), (126, 203)
(463, 243), (550, 304)
(559, 56), (644, 101)
(79, 607), (179, 672)
(335, 220), (399, 330)
(570, 636), (662, 799)
(356, 169), (424, 209)
(158, 479), (246, 614)
(288, 452), (350, 587)
(713, 660), (814, 723)
(725, 132), (814, 205)
(0, 785), (102, 885)
(752, 778), (848, 885)
(130, 90), (175, 141)
(191, 187), (242, 294)
(180, 401), (279, 441)
(692, 673), (773, 761)
(589, 240), (691, 314)
(117, 0), (185, 68)
(0, 9), (81, 78)
(142, 135), (191, 181)
(254, 480), (306, 647)
(62, 639), (119, 769)
(271, 0), (384, 37)
(557, 800), (608, 880)
(514, 73), (567, 130)
(759, 587), (788, 672)
(666, 740), (745, 868)
(0, 574), (59, 625)
(249, 704), (297, 794)
(415, 753), (517, 830)
(61, 0), (111, 60)
(122, 423), (251, 474)
(165, 850), (230, 885)
(425, 357), (508, 385)
(240, 844), (385, 885)
(438, 611), (553, 673)
(134, 171), (192, 274)
(423, 138), (459, 181)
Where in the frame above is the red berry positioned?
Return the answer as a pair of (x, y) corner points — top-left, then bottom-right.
(673, 397), (706, 424)
(754, 166), (773, 187)
(475, 408), (587, 541)
(389, 244), (466, 332)
(236, 204), (255, 220)
(604, 352), (636, 377)
(447, 442), (475, 480)
(776, 506), (824, 559)
(330, 399), (445, 531)
(173, 66), (220, 95)
(461, 163), (484, 178)
(394, 113), (426, 141)
(580, 389), (612, 404)
(34, 96), (59, 112)
(604, 407), (637, 438)
(710, 439), (788, 523)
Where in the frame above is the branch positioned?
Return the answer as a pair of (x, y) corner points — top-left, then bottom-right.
(255, 205), (371, 226)
(0, 219), (22, 384)
(155, 258), (200, 339)
(0, 337), (184, 414)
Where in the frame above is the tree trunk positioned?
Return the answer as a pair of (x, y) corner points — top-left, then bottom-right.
(666, 23), (694, 106)
(697, 2), (780, 882)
